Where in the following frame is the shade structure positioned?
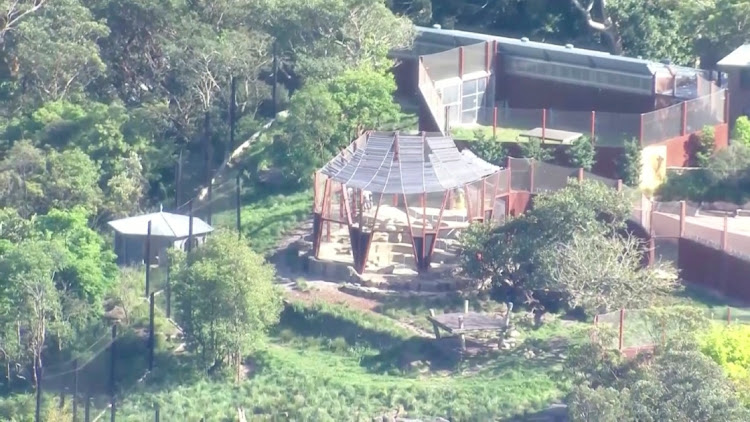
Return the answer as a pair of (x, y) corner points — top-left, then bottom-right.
(319, 131), (500, 195)
(108, 211), (213, 238)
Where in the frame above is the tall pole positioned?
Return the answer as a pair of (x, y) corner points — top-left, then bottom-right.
(35, 357), (41, 422)
(84, 396), (91, 422)
(230, 76), (237, 154)
(272, 41), (279, 115)
(236, 174), (242, 239)
(165, 258), (171, 319)
(145, 220), (152, 297)
(148, 292), (155, 371)
(187, 201), (194, 256)
(175, 148), (183, 210)
(204, 111), (213, 225)
(72, 359), (78, 421)
(110, 324), (117, 422)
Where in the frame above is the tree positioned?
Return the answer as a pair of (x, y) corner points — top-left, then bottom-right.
(689, 0), (750, 67)
(0, 239), (68, 384)
(254, 0), (415, 80)
(33, 207), (117, 303)
(538, 231), (677, 314)
(13, 0), (109, 103)
(618, 138), (641, 187)
(460, 180), (635, 311)
(566, 135), (596, 170)
(173, 231), (282, 373)
(570, 0), (624, 55)
(0, 142), (103, 217)
(270, 65), (402, 185)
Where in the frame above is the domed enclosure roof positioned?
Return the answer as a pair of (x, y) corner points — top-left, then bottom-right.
(319, 131), (499, 194)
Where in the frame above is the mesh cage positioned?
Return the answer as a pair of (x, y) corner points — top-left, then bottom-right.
(582, 171), (619, 189)
(651, 211), (680, 237)
(686, 92), (723, 133)
(594, 111), (640, 146)
(509, 157), (531, 192)
(533, 161), (577, 193)
(464, 179), (483, 221)
(422, 48), (460, 81)
(497, 107), (544, 132)
(496, 169), (510, 196)
(727, 217), (750, 259)
(547, 110), (592, 136)
(683, 216), (723, 249)
(641, 103), (682, 146)
(463, 42), (489, 74)
(654, 237), (679, 265)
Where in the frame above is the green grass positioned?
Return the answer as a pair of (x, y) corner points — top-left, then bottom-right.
(213, 189), (311, 254)
(450, 125), (524, 142)
(110, 300), (569, 420)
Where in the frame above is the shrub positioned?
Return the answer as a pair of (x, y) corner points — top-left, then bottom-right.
(566, 135), (596, 171)
(471, 130), (508, 165)
(701, 324), (750, 405)
(520, 137), (552, 161)
(618, 138), (641, 187)
(732, 116), (750, 146)
(696, 125), (716, 167)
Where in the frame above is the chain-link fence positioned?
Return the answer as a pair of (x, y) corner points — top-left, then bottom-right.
(596, 306), (750, 356)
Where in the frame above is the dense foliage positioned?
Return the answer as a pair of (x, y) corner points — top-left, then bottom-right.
(172, 231), (282, 373)
(658, 143), (750, 204)
(460, 180), (673, 315)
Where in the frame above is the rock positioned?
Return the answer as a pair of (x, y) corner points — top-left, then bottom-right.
(524, 349), (536, 359)
(377, 265), (396, 275)
(509, 329), (521, 338)
(347, 266), (366, 283)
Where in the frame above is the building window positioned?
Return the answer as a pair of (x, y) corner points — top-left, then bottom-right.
(740, 69), (750, 89)
(460, 77), (487, 124)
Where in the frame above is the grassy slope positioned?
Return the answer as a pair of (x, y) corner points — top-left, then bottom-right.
(116, 300), (568, 421)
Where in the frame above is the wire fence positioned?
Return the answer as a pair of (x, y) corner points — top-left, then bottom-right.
(596, 306), (750, 356)
(418, 44), (727, 147)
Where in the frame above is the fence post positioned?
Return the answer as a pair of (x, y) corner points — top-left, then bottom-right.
(145, 220), (151, 297)
(724, 90), (730, 124)
(722, 216), (729, 293)
(110, 324), (117, 422)
(165, 257), (171, 319)
(236, 173), (242, 239)
(681, 101), (688, 136)
(727, 306), (732, 324)
(639, 114), (645, 146)
(616, 179), (623, 192)
(577, 168), (584, 182)
(493, 106), (498, 138)
(149, 292), (155, 371)
(506, 156), (512, 217)
(679, 201), (686, 237)
(590, 111), (596, 141)
(72, 359), (78, 421)
(529, 159), (535, 193)
(618, 308), (625, 352)
(35, 358), (41, 422)
(85, 396), (91, 422)
(541, 109), (547, 142)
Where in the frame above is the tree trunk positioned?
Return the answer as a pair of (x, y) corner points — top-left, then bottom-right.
(570, 0), (623, 55)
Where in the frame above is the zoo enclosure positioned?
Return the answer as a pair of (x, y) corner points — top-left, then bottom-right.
(596, 306), (750, 358)
(418, 42), (728, 147)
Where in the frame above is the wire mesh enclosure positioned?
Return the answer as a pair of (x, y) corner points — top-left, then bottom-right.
(313, 131), (504, 274)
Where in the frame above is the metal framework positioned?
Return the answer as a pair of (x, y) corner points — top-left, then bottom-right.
(312, 131), (501, 274)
